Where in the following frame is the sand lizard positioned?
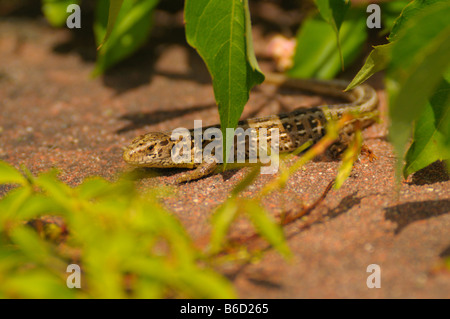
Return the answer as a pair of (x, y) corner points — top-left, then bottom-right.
(123, 73), (378, 183)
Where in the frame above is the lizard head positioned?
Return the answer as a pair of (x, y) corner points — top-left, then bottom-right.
(123, 132), (177, 167)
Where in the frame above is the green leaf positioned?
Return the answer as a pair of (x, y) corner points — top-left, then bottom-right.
(209, 198), (239, 254)
(387, 2), (450, 175)
(15, 195), (67, 220)
(9, 227), (64, 269)
(93, 0), (158, 75)
(231, 166), (260, 196)
(346, 43), (392, 91)
(244, 200), (291, 258)
(0, 187), (32, 231)
(142, 202), (197, 266)
(403, 79), (450, 177)
(177, 269), (236, 298)
(379, 0), (411, 36)
(96, 0), (124, 50)
(388, 0), (446, 42)
(0, 161), (26, 186)
(335, 129), (362, 189)
(76, 177), (112, 200)
(42, 0), (79, 27)
(243, 0), (263, 84)
(2, 270), (77, 299)
(314, 0), (351, 68)
(315, 0), (350, 30)
(33, 170), (72, 207)
(185, 0), (264, 165)
(348, 0), (447, 89)
(288, 9), (367, 79)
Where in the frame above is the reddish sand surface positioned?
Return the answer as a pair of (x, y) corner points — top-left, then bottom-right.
(0, 4), (449, 298)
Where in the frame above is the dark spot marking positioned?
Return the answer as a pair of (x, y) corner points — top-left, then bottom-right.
(282, 122), (292, 130)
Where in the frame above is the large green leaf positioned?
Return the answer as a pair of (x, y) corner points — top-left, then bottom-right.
(93, 0), (158, 75)
(345, 43), (392, 90)
(184, 0), (264, 164)
(387, 2), (450, 177)
(388, 0), (444, 42)
(379, 0), (411, 35)
(403, 78), (450, 177)
(351, 0), (447, 89)
(288, 9), (367, 79)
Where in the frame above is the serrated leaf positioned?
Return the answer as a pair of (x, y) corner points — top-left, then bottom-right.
(388, 0), (445, 42)
(379, 0), (411, 36)
(403, 79), (450, 177)
(244, 200), (291, 258)
(346, 43), (392, 91)
(0, 161), (26, 186)
(387, 2), (450, 177)
(185, 0), (264, 165)
(288, 9), (367, 79)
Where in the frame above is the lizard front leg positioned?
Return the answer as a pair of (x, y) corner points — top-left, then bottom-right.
(176, 161), (218, 183)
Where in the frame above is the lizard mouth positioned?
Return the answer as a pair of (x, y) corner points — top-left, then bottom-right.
(122, 146), (144, 165)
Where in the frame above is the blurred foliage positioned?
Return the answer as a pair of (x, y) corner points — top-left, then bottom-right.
(93, 0), (158, 76)
(288, 7), (367, 79)
(41, 0), (80, 27)
(0, 162), (235, 298)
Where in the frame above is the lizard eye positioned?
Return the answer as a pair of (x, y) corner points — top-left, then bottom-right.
(147, 145), (155, 152)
